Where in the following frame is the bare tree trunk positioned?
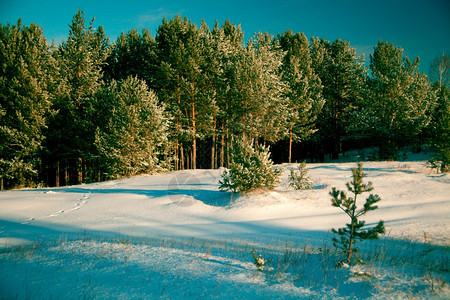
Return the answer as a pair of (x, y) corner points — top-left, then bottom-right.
(289, 130), (293, 164)
(186, 147), (190, 170)
(226, 124), (230, 168)
(180, 143), (184, 170)
(192, 103), (197, 170)
(174, 140), (179, 171)
(211, 119), (216, 169)
(65, 166), (69, 186)
(192, 137), (196, 170)
(220, 123), (225, 168)
(78, 158), (83, 184)
(56, 161), (60, 187)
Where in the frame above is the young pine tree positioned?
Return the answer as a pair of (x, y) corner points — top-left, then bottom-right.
(288, 161), (313, 190)
(219, 138), (281, 193)
(330, 162), (385, 265)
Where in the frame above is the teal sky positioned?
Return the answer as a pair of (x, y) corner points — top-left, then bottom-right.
(1, 0), (449, 72)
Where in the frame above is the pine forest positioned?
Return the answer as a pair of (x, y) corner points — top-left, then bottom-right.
(1, 10), (448, 189)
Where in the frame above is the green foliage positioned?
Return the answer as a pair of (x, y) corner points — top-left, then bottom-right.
(156, 16), (218, 169)
(0, 19), (53, 188)
(219, 139), (281, 193)
(94, 76), (169, 178)
(427, 85), (449, 173)
(44, 9), (111, 185)
(104, 28), (158, 84)
(364, 41), (437, 159)
(252, 251), (269, 272)
(288, 161), (313, 190)
(1, 12), (444, 188)
(310, 38), (366, 160)
(279, 31), (324, 162)
(330, 162), (385, 264)
(221, 32), (289, 144)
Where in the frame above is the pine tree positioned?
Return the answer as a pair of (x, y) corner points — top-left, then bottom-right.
(330, 162), (385, 265)
(428, 85), (449, 172)
(104, 28), (158, 85)
(224, 32), (288, 144)
(310, 38), (366, 160)
(253, 33), (290, 144)
(219, 138), (281, 193)
(365, 41), (437, 159)
(279, 31), (324, 163)
(45, 9), (110, 185)
(0, 19), (53, 189)
(288, 161), (313, 190)
(210, 19), (245, 168)
(94, 76), (169, 178)
(156, 15), (218, 170)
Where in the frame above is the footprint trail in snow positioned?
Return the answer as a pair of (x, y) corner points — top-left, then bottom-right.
(21, 192), (92, 224)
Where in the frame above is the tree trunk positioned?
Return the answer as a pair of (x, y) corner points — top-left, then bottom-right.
(56, 161), (60, 187)
(226, 120), (230, 167)
(186, 148), (190, 170)
(220, 123), (225, 168)
(174, 140), (179, 171)
(65, 165), (69, 186)
(347, 196), (357, 264)
(289, 127), (293, 164)
(211, 119), (216, 169)
(192, 138), (196, 170)
(347, 234), (354, 264)
(180, 143), (184, 170)
(78, 158), (83, 184)
(192, 103), (196, 170)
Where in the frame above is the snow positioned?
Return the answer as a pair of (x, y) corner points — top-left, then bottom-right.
(0, 155), (449, 299)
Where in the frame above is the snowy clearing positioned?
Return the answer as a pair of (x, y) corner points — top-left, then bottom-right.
(0, 156), (449, 299)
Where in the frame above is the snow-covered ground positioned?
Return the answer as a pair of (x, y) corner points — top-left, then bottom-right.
(0, 153), (449, 299)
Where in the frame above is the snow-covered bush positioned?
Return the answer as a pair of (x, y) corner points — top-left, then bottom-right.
(330, 162), (385, 265)
(219, 139), (281, 193)
(288, 161), (313, 190)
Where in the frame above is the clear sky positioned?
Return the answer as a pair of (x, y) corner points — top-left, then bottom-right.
(1, 0), (449, 73)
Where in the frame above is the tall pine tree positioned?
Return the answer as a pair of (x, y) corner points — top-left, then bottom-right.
(365, 41), (437, 158)
(210, 19), (245, 168)
(156, 15), (217, 170)
(226, 32), (288, 144)
(279, 30), (324, 163)
(0, 19), (53, 189)
(310, 38), (366, 160)
(45, 9), (110, 185)
(104, 27), (158, 85)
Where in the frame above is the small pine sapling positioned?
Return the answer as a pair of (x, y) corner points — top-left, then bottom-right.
(330, 162), (385, 265)
(219, 139), (281, 193)
(252, 251), (269, 272)
(288, 161), (313, 190)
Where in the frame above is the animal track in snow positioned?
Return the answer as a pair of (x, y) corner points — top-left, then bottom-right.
(21, 192), (92, 224)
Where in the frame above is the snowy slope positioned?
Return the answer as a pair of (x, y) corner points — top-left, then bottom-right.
(0, 159), (449, 299)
